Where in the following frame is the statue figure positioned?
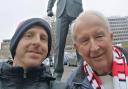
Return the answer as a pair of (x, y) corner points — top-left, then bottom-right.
(47, 0), (83, 80)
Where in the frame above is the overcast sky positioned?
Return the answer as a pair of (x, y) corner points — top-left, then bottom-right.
(0, 0), (128, 43)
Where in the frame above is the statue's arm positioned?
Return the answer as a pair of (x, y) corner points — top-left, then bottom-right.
(47, 0), (56, 16)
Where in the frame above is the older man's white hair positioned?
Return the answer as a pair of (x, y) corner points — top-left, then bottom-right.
(71, 10), (110, 43)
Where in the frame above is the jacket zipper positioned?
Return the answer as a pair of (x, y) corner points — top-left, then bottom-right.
(24, 70), (27, 78)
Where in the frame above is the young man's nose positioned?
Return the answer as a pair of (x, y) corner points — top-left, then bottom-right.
(32, 36), (41, 45)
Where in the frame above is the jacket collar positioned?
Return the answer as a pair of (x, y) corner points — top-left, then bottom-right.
(0, 62), (55, 81)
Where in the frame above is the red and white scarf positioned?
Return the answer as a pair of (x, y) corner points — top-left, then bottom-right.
(83, 46), (128, 89)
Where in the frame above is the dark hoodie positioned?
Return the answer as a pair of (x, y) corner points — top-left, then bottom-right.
(0, 61), (55, 89)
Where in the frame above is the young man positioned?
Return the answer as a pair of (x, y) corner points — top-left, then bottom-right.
(0, 18), (65, 89)
(66, 11), (128, 89)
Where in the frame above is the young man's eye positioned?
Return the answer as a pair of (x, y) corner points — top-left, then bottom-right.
(23, 33), (33, 38)
(41, 36), (48, 41)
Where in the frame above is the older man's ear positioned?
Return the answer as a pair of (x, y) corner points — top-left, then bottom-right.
(74, 43), (80, 55)
(110, 32), (113, 40)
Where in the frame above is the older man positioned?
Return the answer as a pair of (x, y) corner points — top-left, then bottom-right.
(66, 11), (128, 89)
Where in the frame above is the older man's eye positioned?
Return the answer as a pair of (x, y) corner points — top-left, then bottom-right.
(96, 35), (104, 41)
(96, 32), (105, 38)
(96, 35), (103, 38)
(79, 39), (88, 45)
(82, 40), (88, 43)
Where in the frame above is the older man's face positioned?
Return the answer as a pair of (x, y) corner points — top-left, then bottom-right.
(15, 26), (48, 68)
(74, 15), (113, 75)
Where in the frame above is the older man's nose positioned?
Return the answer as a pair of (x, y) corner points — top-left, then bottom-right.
(90, 40), (100, 56)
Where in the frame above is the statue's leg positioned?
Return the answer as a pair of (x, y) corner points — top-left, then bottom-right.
(53, 16), (70, 80)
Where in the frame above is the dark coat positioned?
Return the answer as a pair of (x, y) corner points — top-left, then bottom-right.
(0, 61), (55, 89)
(66, 62), (93, 89)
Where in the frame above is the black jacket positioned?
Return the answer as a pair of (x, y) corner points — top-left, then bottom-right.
(0, 61), (55, 89)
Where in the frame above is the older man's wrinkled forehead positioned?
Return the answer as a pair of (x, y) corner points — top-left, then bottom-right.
(75, 13), (109, 31)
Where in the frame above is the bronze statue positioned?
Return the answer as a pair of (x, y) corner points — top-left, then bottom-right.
(47, 0), (83, 80)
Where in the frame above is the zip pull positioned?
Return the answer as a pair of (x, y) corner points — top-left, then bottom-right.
(24, 70), (27, 78)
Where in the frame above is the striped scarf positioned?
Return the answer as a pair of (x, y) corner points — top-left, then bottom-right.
(83, 46), (128, 89)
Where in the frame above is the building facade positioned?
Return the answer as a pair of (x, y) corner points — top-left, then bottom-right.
(0, 39), (11, 59)
(108, 16), (128, 46)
